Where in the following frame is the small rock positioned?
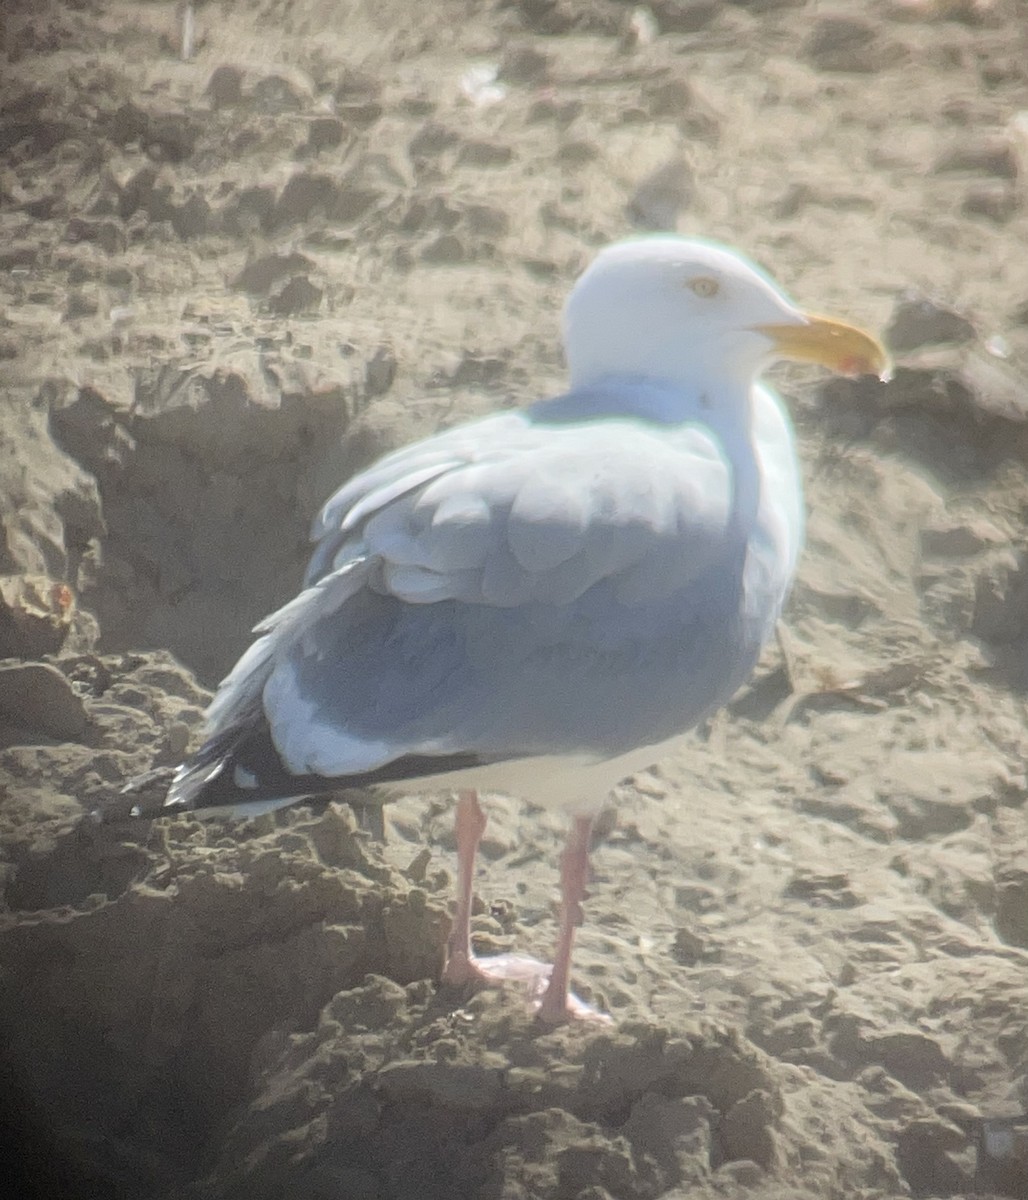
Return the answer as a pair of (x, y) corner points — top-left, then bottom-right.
(885, 290), (976, 352)
(0, 661), (88, 741)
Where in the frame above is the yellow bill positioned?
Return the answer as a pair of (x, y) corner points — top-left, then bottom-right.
(756, 314), (892, 381)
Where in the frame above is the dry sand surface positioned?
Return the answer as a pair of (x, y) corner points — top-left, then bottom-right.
(3, 0), (1028, 1197)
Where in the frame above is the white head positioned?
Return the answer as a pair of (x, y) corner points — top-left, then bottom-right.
(562, 236), (888, 393)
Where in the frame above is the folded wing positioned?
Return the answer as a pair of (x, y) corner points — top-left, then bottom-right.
(170, 402), (739, 809)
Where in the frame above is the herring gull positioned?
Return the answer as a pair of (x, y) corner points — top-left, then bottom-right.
(163, 236), (889, 1023)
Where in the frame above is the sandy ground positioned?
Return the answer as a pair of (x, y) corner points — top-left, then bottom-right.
(3, 0), (1028, 1197)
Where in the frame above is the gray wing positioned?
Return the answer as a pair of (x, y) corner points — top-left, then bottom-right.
(206, 406), (738, 776)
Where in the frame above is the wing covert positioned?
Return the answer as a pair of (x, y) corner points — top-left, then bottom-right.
(306, 410), (733, 608)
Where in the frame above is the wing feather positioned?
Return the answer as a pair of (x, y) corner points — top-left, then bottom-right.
(199, 397), (742, 783)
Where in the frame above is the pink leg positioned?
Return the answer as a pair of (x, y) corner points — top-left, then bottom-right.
(537, 814), (595, 1024)
(441, 791), (611, 1023)
(441, 789), (486, 985)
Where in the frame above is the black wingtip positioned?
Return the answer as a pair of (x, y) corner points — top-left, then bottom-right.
(162, 722), (317, 815)
(99, 717), (503, 824)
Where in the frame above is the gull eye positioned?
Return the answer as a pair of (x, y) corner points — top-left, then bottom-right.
(688, 276), (719, 299)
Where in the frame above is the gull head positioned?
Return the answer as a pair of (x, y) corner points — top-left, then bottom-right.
(562, 236), (890, 394)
